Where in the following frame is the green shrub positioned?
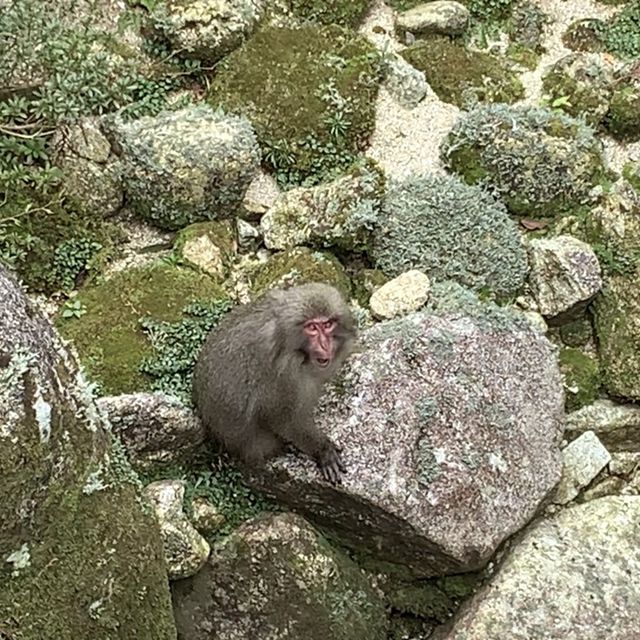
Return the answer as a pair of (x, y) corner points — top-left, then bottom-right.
(400, 37), (524, 108)
(372, 173), (528, 298)
(208, 25), (382, 187)
(441, 104), (607, 218)
(600, 0), (640, 59)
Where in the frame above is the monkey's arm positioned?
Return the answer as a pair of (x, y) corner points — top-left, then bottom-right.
(267, 410), (346, 484)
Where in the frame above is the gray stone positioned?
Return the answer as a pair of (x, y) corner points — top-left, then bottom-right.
(433, 497), (640, 640)
(384, 53), (429, 108)
(171, 513), (389, 640)
(97, 392), (206, 470)
(369, 270), (431, 319)
(396, 1), (469, 36)
(144, 480), (210, 580)
(565, 399), (640, 451)
(248, 286), (564, 576)
(554, 431), (611, 504)
(527, 234), (602, 320)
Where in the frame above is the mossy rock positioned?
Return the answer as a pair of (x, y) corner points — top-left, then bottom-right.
(600, 0), (640, 59)
(506, 0), (549, 52)
(250, 247), (352, 298)
(559, 347), (600, 411)
(562, 19), (607, 52)
(288, 0), (373, 27)
(400, 37), (524, 108)
(388, 0), (514, 22)
(56, 263), (226, 395)
(0, 189), (119, 294)
(559, 316), (594, 348)
(353, 268), (389, 307)
(441, 104), (607, 218)
(541, 53), (613, 126)
(208, 25), (382, 187)
(174, 221), (237, 280)
(623, 162), (640, 193)
(604, 77), (640, 141)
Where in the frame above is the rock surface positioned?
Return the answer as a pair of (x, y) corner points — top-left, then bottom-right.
(171, 513), (389, 640)
(369, 270), (431, 319)
(396, 1), (469, 36)
(248, 285), (564, 576)
(527, 234), (602, 320)
(433, 497), (640, 640)
(0, 266), (176, 639)
(144, 480), (210, 580)
(97, 392), (206, 470)
(383, 53), (429, 108)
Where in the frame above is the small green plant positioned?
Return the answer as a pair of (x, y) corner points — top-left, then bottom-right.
(61, 299), (88, 319)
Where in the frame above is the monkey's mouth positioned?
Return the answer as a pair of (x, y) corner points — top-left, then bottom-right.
(316, 358), (330, 368)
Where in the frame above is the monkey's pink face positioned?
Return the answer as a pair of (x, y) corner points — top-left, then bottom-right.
(303, 316), (337, 369)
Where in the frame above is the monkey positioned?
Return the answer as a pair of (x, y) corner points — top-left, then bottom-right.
(192, 282), (356, 484)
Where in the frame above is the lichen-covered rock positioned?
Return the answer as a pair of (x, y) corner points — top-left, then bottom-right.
(527, 235), (602, 320)
(562, 18), (606, 53)
(54, 118), (124, 218)
(372, 174), (528, 298)
(56, 262), (226, 395)
(401, 37), (524, 108)
(554, 431), (611, 504)
(171, 512), (389, 639)
(114, 105), (260, 230)
(396, 1), (470, 36)
(97, 392), (206, 470)
(174, 221), (237, 280)
(208, 25), (381, 186)
(191, 497), (226, 534)
(249, 247), (352, 299)
(144, 480), (210, 580)
(383, 53), (429, 108)
(558, 347), (600, 412)
(605, 71), (640, 142)
(247, 284), (564, 576)
(565, 399), (640, 451)
(506, 0), (550, 57)
(541, 53), (614, 126)
(369, 270), (431, 319)
(432, 497), (640, 640)
(0, 266), (176, 640)
(441, 104), (607, 218)
(260, 160), (384, 252)
(150, 0), (267, 64)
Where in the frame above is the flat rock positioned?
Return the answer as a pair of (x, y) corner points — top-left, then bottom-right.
(369, 269), (431, 319)
(396, 1), (469, 36)
(433, 497), (640, 640)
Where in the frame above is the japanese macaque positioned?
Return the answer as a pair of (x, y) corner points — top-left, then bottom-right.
(192, 283), (356, 483)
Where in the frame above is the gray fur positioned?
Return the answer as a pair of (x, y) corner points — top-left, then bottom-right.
(192, 283), (356, 482)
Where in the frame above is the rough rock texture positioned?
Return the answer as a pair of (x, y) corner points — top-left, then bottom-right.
(396, 1), (469, 36)
(527, 234), (602, 321)
(144, 480), (210, 580)
(114, 105), (260, 230)
(248, 285), (564, 576)
(0, 266), (176, 639)
(369, 270), (431, 319)
(566, 400), (640, 451)
(97, 392), (206, 470)
(260, 160), (384, 252)
(151, 0), (267, 64)
(171, 513), (389, 640)
(433, 497), (640, 640)
(383, 53), (429, 108)
(554, 430), (611, 504)
(54, 118), (124, 217)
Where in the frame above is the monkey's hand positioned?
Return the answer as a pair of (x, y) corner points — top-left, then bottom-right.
(317, 445), (346, 484)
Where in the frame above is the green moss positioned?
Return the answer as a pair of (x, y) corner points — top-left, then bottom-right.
(441, 104), (607, 218)
(559, 347), (600, 411)
(559, 316), (594, 348)
(601, 0), (640, 59)
(400, 37), (523, 108)
(372, 173), (528, 298)
(604, 78), (640, 141)
(562, 19), (607, 52)
(0, 189), (119, 294)
(289, 0), (373, 27)
(250, 247), (352, 298)
(56, 262), (226, 395)
(353, 268), (388, 307)
(208, 25), (382, 187)
(623, 162), (640, 192)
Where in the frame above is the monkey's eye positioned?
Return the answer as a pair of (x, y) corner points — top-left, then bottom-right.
(323, 319), (336, 330)
(304, 322), (319, 334)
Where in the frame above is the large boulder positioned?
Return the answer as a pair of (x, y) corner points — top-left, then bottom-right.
(248, 284), (564, 576)
(171, 513), (389, 640)
(0, 266), (176, 640)
(433, 497), (640, 639)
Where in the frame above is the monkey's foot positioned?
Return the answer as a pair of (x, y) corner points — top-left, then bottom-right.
(317, 446), (346, 484)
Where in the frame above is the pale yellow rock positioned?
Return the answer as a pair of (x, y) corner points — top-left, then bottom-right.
(369, 270), (431, 319)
